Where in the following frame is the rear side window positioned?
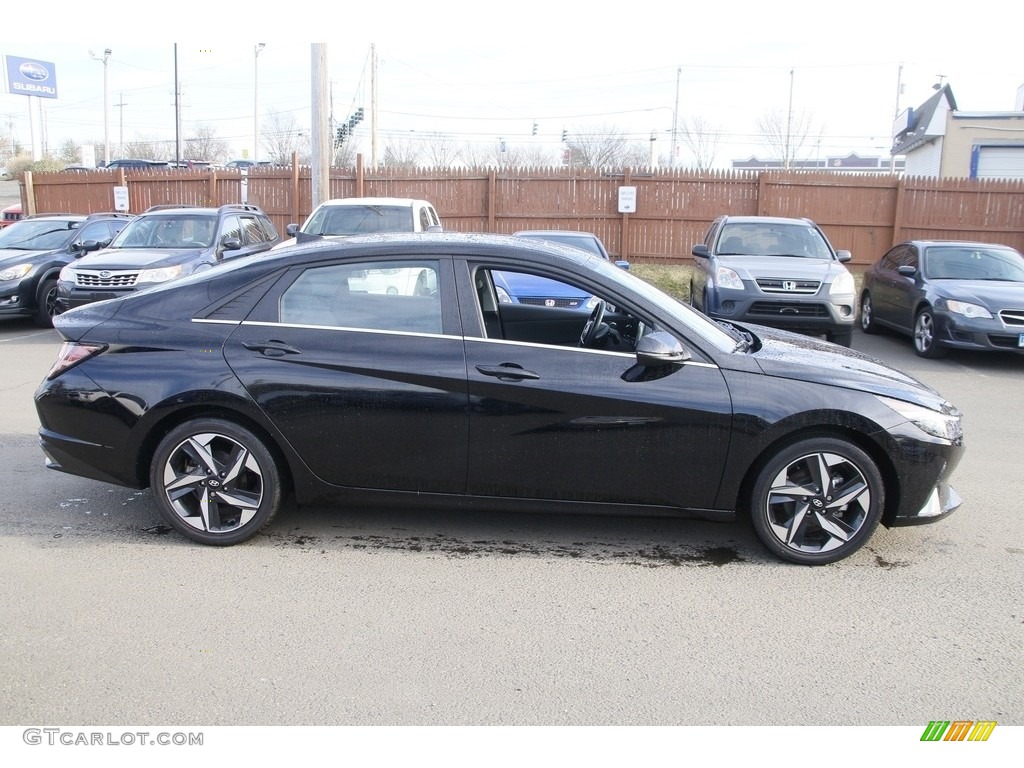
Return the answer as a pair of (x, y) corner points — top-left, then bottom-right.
(279, 260), (442, 334)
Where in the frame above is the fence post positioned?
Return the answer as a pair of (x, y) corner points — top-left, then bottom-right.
(291, 153), (300, 224)
(23, 171), (35, 216)
(356, 154), (365, 197)
(892, 176), (906, 247)
(487, 170), (496, 232)
(620, 168), (631, 262)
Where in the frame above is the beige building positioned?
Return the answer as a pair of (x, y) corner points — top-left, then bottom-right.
(891, 84), (1024, 179)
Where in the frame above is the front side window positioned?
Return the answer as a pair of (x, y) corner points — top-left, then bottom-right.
(240, 216), (266, 245)
(279, 260), (442, 334)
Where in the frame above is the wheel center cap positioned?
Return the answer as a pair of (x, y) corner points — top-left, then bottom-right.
(207, 479), (221, 488)
(811, 498), (824, 509)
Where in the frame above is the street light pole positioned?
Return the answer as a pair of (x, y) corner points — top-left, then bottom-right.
(254, 43), (265, 163)
(90, 48), (112, 164)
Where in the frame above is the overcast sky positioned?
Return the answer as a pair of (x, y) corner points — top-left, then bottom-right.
(3, 1), (1021, 168)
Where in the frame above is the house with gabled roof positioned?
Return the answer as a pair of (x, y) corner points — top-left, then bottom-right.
(892, 83), (1024, 179)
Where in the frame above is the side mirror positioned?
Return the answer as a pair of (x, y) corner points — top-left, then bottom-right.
(691, 244), (710, 259)
(425, 224), (443, 233)
(836, 249), (852, 263)
(220, 237), (242, 252)
(636, 331), (690, 367)
(615, 259), (630, 271)
(897, 265), (917, 277)
(285, 223), (299, 236)
(73, 239), (104, 255)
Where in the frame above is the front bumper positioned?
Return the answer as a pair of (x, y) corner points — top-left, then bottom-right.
(57, 281), (135, 311)
(709, 290), (856, 334)
(935, 311), (1024, 354)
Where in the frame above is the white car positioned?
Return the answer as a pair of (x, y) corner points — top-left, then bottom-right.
(275, 197), (441, 249)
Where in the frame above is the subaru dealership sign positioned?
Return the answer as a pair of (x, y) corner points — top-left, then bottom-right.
(5, 55), (58, 99)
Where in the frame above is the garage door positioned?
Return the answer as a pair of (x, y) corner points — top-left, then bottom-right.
(973, 145), (1024, 179)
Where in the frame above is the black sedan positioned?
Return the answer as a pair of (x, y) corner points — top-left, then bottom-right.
(860, 240), (1024, 357)
(35, 233), (965, 565)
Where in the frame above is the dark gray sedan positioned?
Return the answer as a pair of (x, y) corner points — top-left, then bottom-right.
(860, 240), (1024, 357)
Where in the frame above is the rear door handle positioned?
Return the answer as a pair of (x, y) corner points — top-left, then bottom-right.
(242, 340), (302, 357)
(476, 363), (540, 382)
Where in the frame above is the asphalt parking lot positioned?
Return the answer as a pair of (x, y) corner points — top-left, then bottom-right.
(0, 317), (1021, 728)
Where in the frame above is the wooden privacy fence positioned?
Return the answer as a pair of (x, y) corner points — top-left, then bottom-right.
(21, 164), (1024, 266)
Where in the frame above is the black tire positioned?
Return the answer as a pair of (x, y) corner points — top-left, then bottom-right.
(33, 278), (59, 328)
(913, 307), (946, 358)
(749, 436), (884, 565)
(149, 418), (283, 546)
(827, 329), (853, 347)
(859, 292), (880, 334)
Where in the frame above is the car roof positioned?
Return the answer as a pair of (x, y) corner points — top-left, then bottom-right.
(909, 240), (1018, 249)
(720, 215), (816, 226)
(514, 230), (599, 238)
(312, 197), (432, 208)
(265, 231), (595, 269)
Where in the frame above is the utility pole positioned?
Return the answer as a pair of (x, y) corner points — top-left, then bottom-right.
(371, 43), (378, 169)
(174, 45), (181, 165)
(115, 92), (126, 158)
(254, 43), (265, 163)
(670, 66), (680, 168)
(890, 62), (904, 173)
(784, 68), (794, 170)
(89, 48), (111, 163)
(310, 44), (329, 209)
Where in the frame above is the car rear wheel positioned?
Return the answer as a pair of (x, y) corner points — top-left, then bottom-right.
(859, 292), (879, 334)
(749, 437), (884, 565)
(33, 278), (59, 328)
(150, 419), (283, 545)
(913, 307), (946, 358)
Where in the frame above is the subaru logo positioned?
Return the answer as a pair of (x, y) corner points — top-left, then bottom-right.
(782, 280), (797, 291)
(19, 62), (49, 81)
(99, 271), (112, 279)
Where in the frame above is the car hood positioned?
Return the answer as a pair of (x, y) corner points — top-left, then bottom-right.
(747, 324), (948, 410)
(0, 246), (58, 263)
(721, 255), (845, 281)
(70, 247), (205, 270)
(931, 279), (1024, 308)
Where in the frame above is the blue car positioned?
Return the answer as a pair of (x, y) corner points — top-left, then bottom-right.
(496, 230), (629, 310)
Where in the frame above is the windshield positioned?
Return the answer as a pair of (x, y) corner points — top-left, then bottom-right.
(717, 222), (833, 259)
(302, 205), (414, 236)
(111, 215), (217, 249)
(0, 219), (79, 250)
(924, 245), (1024, 281)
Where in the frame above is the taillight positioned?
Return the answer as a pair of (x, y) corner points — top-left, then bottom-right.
(46, 342), (107, 380)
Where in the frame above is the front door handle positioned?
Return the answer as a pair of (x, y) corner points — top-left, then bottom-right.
(476, 363), (540, 382)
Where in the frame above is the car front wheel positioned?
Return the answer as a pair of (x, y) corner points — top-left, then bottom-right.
(150, 418), (283, 545)
(913, 308), (946, 358)
(749, 437), (884, 565)
(860, 292), (879, 334)
(33, 278), (59, 328)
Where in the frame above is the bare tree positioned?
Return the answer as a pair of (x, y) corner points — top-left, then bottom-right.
(122, 136), (165, 160)
(518, 144), (557, 168)
(184, 125), (229, 163)
(381, 137), (423, 170)
(57, 139), (81, 166)
(261, 109), (308, 165)
(678, 116), (724, 171)
(421, 132), (461, 169)
(757, 110), (819, 169)
(565, 124), (633, 169)
(457, 140), (518, 169)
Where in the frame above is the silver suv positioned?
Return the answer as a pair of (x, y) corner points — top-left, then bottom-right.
(690, 215), (856, 346)
(57, 204), (280, 312)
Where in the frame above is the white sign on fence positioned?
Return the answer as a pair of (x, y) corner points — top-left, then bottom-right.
(113, 186), (129, 212)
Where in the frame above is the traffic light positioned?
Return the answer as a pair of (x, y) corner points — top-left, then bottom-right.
(354, 107), (364, 124)
(336, 124), (349, 145)
(532, 121), (538, 136)
(561, 129), (568, 143)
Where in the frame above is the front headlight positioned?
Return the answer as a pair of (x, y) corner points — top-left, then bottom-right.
(944, 299), (993, 319)
(136, 265), (184, 284)
(830, 271), (855, 297)
(0, 263), (32, 281)
(59, 265), (76, 282)
(495, 285), (512, 304)
(877, 395), (963, 442)
(715, 266), (744, 290)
